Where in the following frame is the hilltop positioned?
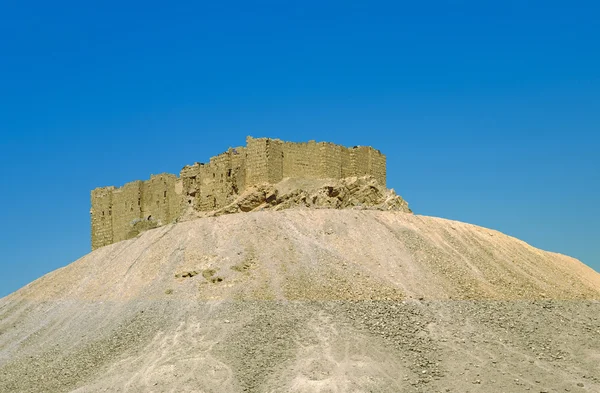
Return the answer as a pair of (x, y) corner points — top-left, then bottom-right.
(1, 209), (599, 392)
(90, 136), (389, 249)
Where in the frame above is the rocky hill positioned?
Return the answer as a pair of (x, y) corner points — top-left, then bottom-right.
(1, 209), (599, 392)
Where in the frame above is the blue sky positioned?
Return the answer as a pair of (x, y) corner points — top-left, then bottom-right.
(0, 0), (598, 297)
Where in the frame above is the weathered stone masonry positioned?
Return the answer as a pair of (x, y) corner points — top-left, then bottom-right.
(91, 136), (386, 250)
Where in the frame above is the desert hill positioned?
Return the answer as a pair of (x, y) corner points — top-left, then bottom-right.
(1, 209), (599, 392)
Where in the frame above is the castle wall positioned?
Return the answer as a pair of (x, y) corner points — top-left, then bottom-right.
(230, 146), (247, 194)
(351, 146), (371, 177)
(267, 139), (284, 183)
(245, 137), (270, 185)
(369, 149), (386, 187)
(282, 141), (321, 179)
(91, 174), (181, 250)
(198, 152), (234, 211)
(282, 141), (303, 178)
(180, 163), (203, 210)
(90, 187), (114, 250)
(319, 142), (342, 179)
(141, 174), (180, 226)
(340, 147), (355, 178)
(179, 147), (248, 213)
(91, 136), (387, 249)
(111, 181), (143, 244)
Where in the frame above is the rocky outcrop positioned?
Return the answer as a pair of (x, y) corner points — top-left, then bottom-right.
(204, 176), (411, 217)
(125, 217), (159, 240)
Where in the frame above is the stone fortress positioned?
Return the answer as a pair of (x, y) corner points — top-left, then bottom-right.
(91, 136), (393, 250)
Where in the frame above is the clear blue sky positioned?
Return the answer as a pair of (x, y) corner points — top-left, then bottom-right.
(1, 1), (598, 297)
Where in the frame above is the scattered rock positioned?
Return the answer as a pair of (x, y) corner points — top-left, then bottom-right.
(175, 271), (199, 278)
(202, 269), (217, 280)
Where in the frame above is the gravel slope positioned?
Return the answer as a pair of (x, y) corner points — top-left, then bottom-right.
(1, 210), (599, 392)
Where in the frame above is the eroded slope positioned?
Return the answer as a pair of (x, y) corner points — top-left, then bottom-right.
(1, 210), (599, 392)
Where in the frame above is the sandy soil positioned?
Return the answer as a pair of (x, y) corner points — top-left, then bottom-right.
(1, 209), (599, 392)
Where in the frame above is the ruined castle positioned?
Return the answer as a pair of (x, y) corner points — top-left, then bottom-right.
(91, 137), (387, 250)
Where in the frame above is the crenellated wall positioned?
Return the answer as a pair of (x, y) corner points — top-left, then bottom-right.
(91, 136), (387, 249)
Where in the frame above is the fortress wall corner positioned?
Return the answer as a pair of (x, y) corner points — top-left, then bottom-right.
(370, 149), (386, 187)
(340, 145), (387, 185)
(91, 187), (115, 250)
(245, 136), (284, 185)
(245, 137), (270, 185)
(111, 181), (143, 244)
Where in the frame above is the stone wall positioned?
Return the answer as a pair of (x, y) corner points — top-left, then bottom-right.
(111, 180), (143, 245)
(320, 142), (343, 179)
(180, 147), (248, 213)
(141, 174), (181, 226)
(369, 148), (386, 187)
(267, 139), (284, 183)
(281, 140), (320, 179)
(91, 174), (181, 249)
(245, 137), (270, 185)
(91, 136), (388, 249)
(90, 187), (114, 250)
(180, 163), (203, 210)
